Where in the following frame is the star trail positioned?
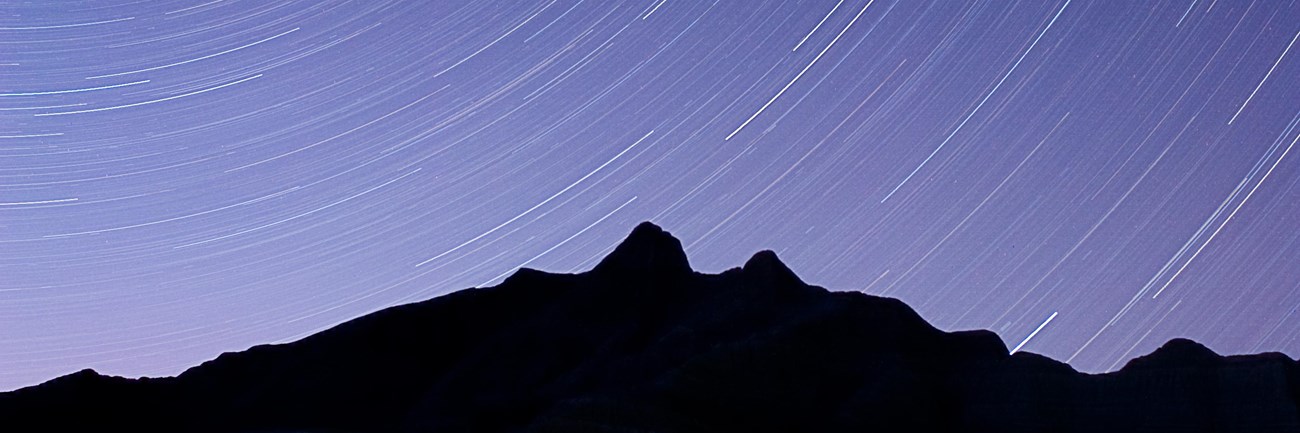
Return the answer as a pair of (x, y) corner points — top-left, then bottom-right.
(1, 0), (1298, 391)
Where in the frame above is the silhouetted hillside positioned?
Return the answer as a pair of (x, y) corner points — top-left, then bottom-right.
(2, 222), (1298, 432)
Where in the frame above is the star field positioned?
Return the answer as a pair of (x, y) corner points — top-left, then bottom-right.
(1, 0), (1298, 390)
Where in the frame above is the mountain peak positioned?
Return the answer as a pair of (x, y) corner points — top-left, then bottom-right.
(1151, 338), (1218, 359)
(742, 250), (803, 286)
(591, 222), (691, 277)
(49, 369), (103, 385)
(1122, 338), (1222, 370)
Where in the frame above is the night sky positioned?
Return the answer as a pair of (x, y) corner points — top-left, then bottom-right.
(2, 0), (1298, 391)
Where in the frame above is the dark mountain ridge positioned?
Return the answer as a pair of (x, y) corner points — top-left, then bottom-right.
(2, 222), (1298, 432)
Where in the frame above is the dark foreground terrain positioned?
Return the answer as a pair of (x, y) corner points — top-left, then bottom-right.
(3, 222), (1299, 432)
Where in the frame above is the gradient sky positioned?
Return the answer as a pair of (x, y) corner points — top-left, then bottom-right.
(2, 0), (1298, 391)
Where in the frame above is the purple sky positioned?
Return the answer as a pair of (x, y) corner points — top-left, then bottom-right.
(2, 0), (1298, 391)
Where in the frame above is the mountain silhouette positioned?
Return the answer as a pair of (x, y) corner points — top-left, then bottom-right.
(2, 222), (1298, 432)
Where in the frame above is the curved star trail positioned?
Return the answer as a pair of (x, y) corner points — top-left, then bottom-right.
(1, 0), (1298, 390)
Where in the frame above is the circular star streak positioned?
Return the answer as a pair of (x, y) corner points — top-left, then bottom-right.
(1, 0), (1298, 390)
